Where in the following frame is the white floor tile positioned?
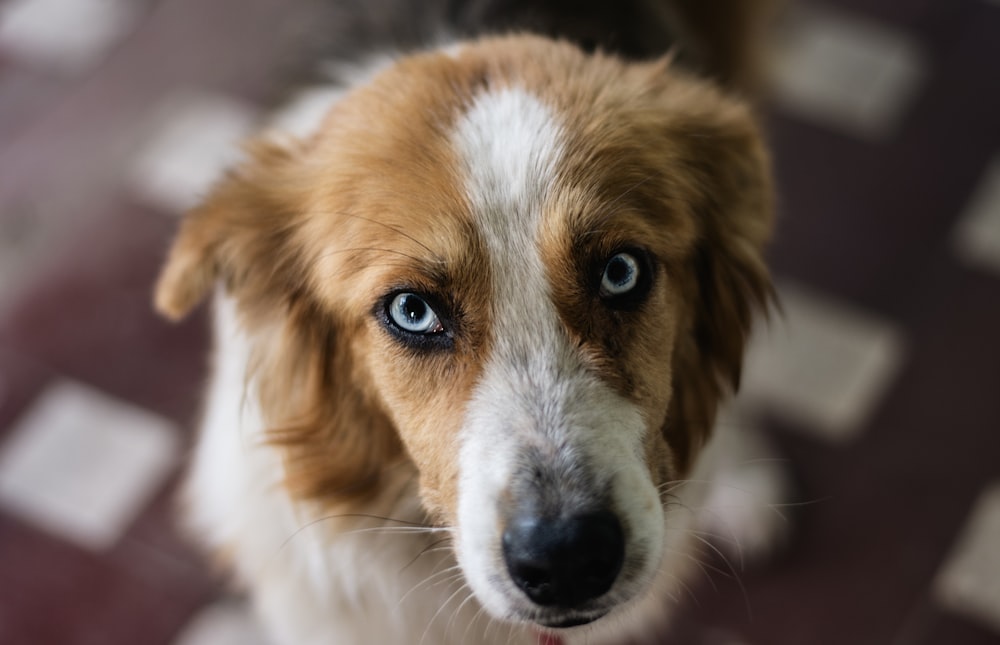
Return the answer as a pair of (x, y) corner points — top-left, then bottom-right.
(935, 483), (1000, 635)
(129, 91), (259, 215)
(769, 4), (925, 140)
(173, 600), (270, 645)
(0, 0), (136, 74)
(0, 380), (179, 551)
(738, 281), (905, 441)
(264, 86), (345, 140)
(953, 158), (1000, 276)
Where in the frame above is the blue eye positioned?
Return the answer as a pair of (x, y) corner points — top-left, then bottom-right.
(388, 293), (443, 334)
(600, 252), (640, 296)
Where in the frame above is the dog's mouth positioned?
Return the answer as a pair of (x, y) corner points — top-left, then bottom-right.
(535, 610), (608, 629)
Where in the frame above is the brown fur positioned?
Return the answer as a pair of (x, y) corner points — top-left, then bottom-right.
(155, 36), (772, 528)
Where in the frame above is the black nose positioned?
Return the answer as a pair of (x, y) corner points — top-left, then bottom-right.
(501, 510), (625, 608)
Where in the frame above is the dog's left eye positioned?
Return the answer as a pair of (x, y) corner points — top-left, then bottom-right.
(600, 252), (641, 296)
(387, 293), (444, 335)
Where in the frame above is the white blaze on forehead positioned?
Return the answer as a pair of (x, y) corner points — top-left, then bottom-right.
(453, 87), (569, 369)
(452, 87), (578, 432)
(451, 87), (664, 617)
(454, 87), (561, 266)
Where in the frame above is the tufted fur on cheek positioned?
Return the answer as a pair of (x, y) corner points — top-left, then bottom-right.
(255, 300), (405, 503)
(154, 140), (404, 506)
(654, 87), (776, 472)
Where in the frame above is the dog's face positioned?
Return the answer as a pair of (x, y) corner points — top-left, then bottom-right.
(156, 36), (772, 630)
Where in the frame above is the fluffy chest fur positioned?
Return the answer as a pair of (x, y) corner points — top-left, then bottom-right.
(157, 32), (776, 645)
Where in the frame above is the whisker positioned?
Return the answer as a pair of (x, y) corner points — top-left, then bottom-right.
(317, 246), (438, 266)
(651, 555), (698, 608)
(279, 512), (448, 555)
(339, 211), (443, 261)
(464, 604), (491, 645)
(677, 538), (749, 585)
(399, 566), (464, 610)
(770, 496), (833, 509)
(481, 604), (506, 645)
(671, 570), (701, 608)
(666, 499), (745, 558)
(446, 585), (479, 641)
(577, 176), (656, 236)
(420, 581), (474, 645)
(313, 512), (443, 528)
(400, 537), (454, 574)
(664, 545), (719, 593)
(690, 532), (753, 620)
(681, 526), (744, 547)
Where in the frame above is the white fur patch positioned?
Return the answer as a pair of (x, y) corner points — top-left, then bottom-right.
(450, 87), (663, 623)
(186, 292), (322, 590)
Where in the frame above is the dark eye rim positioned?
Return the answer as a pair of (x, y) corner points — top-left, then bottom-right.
(376, 289), (455, 351)
(596, 247), (655, 310)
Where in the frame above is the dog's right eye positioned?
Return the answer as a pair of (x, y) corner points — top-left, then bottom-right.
(600, 252), (640, 296)
(596, 248), (654, 310)
(386, 293), (444, 335)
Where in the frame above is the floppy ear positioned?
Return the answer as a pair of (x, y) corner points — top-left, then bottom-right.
(154, 212), (218, 322)
(153, 141), (307, 321)
(661, 94), (775, 470)
(155, 139), (404, 504)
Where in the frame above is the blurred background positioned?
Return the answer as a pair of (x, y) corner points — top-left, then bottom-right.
(0, 0), (998, 643)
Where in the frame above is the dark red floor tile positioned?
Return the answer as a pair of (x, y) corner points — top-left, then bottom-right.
(658, 257), (1000, 645)
(0, 511), (217, 645)
(767, 5), (1000, 316)
(0, 347), (52, 440)
(910, 609), (1000, 645)
(119, 468), (220, 586)
(0, 200), (208, 427)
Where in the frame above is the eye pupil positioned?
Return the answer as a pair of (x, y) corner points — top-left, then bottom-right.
(388, 292), (443, 335)
(601, 252), (641, 296)
(607, 258), (632, 285)
(402, 295), (425, 321)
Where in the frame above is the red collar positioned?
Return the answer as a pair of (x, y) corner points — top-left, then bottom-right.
(537, 633), (564, 645)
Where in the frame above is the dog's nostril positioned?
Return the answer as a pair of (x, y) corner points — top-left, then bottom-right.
(502, 510), (625, 608)
(517, 566), (555, 603)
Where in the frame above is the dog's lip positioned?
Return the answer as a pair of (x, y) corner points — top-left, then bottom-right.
(535, 611), (608, 629)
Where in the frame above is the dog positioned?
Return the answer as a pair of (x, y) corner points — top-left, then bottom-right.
(155, 1), (785, 643)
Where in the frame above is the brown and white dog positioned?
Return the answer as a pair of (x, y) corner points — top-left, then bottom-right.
(155, 1), (784, 643)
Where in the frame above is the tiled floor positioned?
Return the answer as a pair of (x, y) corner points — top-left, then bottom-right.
(0, 379), (179, 551)
(0, 0), (998, 644)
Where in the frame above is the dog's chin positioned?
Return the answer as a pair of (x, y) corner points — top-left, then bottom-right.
(534, 611), (608, 629)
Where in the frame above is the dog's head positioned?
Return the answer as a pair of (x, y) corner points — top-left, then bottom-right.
(156, 35), (772, 630)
